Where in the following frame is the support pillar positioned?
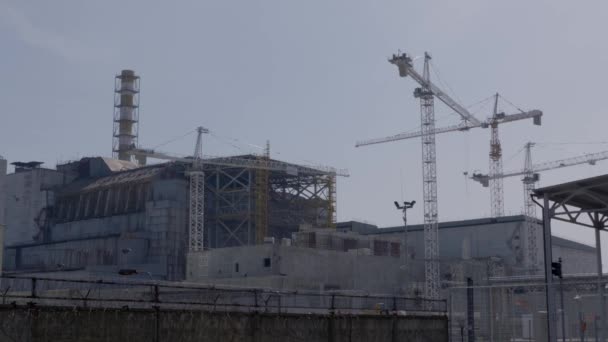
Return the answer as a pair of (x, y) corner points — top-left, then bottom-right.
(595, 227), (606, 342)
(543, 193), (558, 342)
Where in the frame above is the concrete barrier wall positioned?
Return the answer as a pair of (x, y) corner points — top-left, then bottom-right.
(0, 305), (447, 342)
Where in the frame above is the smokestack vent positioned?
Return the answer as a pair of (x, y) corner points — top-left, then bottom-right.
(112, 69), (140, 163)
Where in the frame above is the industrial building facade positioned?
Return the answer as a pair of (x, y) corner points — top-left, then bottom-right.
(0, 156), (598, 297)
(1, 156), (336, 281)
(338, 216), (597, 276)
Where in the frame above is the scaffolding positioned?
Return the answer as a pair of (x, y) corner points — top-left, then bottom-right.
(204, 156), (336, 248)
(326, 175), (337, 229)
(254, 143), (270, 244)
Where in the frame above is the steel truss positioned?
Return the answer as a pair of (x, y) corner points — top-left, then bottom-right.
(204, 166), (336, 248)
(489, 94), (505, 218)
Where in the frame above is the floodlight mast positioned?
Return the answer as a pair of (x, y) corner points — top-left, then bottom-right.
(395, 200), (416, 281)
(394, 200), (416, 226)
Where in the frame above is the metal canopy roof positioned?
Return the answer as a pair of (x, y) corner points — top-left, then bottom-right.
(534, 173), (608, 211)
(534, 173), (608, 229)
(534, 173), (608, 342)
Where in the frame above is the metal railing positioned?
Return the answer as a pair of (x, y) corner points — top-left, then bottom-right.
(0, 275), (446, 314)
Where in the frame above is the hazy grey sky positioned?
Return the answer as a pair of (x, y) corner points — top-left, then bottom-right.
(2, 1), (608, 253)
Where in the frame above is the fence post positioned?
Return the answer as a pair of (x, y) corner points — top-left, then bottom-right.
(328, 310), (335, 342)
(154, 305), (160, 342)
(467, 277), (475, 342)
(254, 290), (258, 308)
(448, 293), (453, 342)
(330, 294), (335, 311)
(153, 285), (160, 303)
(392, 296), (397, 312)
(31, 278), (37, 298)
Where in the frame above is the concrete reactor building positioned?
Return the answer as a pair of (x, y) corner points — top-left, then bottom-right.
(0, 70), (598, 302)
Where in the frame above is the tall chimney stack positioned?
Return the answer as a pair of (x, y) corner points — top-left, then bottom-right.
(112, 70), (140, 163)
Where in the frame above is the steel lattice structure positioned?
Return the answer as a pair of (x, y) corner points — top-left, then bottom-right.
(356, 52), (542, 299)
(112, 70), (140, 163)
(188, 127), (208, 251)
(473, 141), (608, 269)
(189, 170), (205, 251)
(489, 94), (505, 218)
(522, 142), (538, 267)
(254, 142), (270, 244)
(127, 128), (347, 252)
(413, 53), (440, 300)
(205, 164), (337, 248)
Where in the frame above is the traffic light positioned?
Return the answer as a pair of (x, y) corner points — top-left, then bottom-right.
(551, 260), (563, 278)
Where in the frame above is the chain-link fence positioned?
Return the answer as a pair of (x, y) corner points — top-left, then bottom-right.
(0, 276), (446, 315)
(448, 277), (608, 342)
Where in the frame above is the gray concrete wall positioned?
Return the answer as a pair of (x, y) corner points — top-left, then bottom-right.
(4, 178), (190, 281)
(0, 305), (448, 342)
(189, 244), (407, 294)
(373, 220), (526, 266)
(4, 168), (63, 245)
(366, 218), (597, 275)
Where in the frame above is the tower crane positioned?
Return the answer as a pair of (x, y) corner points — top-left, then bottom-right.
(357, 92), (542, 217)
(471, 143), (608, 267)
(127, 127), (349, 253)
(356, 51), (541, 300)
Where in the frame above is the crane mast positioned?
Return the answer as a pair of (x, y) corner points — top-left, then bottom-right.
(418, 53), (440, 301)
(472, 142), (608, 268)
(489, 93), (505, 217)
(522, 142), (538, 267)
(391, 52), (441, 300)
(357, 106), (541, 218)
(358, 51), (543, 298)
(189, 126), (209, 252)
